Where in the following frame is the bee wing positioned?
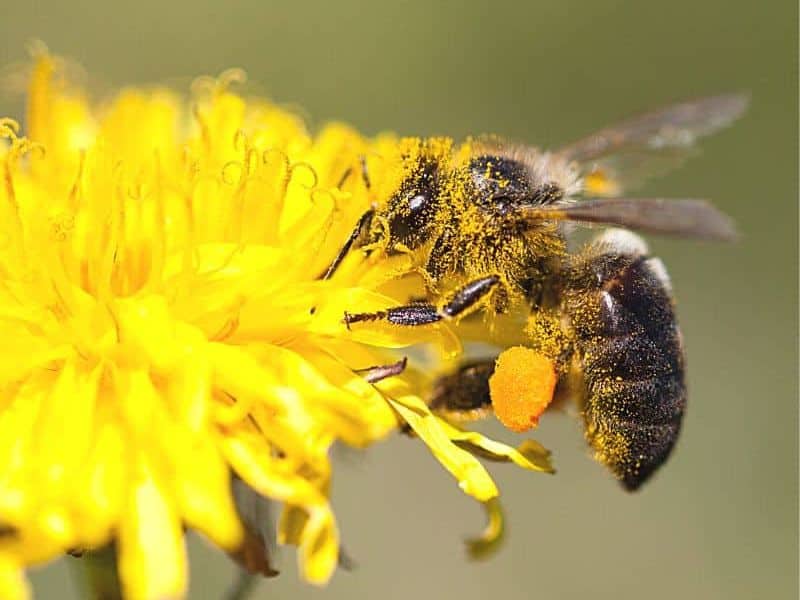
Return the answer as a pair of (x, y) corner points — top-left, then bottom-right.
(556, 94), (749, 196)
(523, 197), (738, 241)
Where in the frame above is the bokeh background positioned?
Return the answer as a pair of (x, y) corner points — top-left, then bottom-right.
(1, 1), (796, 599)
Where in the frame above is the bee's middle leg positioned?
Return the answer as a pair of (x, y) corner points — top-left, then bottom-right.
(343, 275), (501, 328)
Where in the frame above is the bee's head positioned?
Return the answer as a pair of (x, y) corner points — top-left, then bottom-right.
(382, 156), (442, 249)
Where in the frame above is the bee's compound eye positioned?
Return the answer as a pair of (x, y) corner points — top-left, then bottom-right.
(408, 194), (427, 211)
(385, 163), (441, 248)
(392, 188), (435, 241)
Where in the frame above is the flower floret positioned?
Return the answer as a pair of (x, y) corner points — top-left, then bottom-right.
(0, 51), (555, 599)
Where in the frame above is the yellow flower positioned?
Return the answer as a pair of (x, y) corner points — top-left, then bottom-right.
(0, 51), (552, 600)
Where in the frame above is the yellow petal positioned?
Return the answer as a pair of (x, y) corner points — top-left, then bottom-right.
(0, 320), (71, 383)
(223, 426), (338, 583)
(249, 343), (389, 447)
(118, 457), (186, 600)
(298, 504), (339, 585)
(0, 523), (64, 566)
(0, 374), (51, 524)
(294, 344), (398, 442)
(99, 90), (179, 167)
(31, 361), (98, 540)
(114, 295), (182, 372)
(233, 283), (316, 343)
(277, 503), (306, 547)
(27, 53), (95, 173)
(466, 497), (505, 560)
(0, 554), (29, 600)
(173, 432), (243, 551)
(219, 428), (324, 506)
(385, 394), (499, 502)
(191, 90), (246, 166)
(163, 346), (211, 433)
(75, 422), (127, 547)
(277, 502), (339, 585)
(207, 343), (305, 429)
(438, 421), (555, 474)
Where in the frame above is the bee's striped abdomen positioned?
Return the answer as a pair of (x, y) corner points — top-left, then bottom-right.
(564, 230), (686, 490)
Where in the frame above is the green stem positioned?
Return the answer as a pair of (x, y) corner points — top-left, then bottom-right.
(224, 570), (258, 600)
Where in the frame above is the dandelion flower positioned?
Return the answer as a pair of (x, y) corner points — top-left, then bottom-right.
(0, 51), (553, 599)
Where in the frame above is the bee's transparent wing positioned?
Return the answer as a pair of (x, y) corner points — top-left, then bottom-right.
(556, 93), (749, 196)
(522, 197), (738, 241)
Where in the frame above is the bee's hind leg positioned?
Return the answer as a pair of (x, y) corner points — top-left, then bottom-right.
(429, 359), (496, 415)
(343, 275), (501, 328)
(396, 357), (496, 437)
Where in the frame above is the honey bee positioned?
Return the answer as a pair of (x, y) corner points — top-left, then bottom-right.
(326, 94), (747, 490)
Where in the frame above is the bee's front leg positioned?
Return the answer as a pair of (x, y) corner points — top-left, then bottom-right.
(320, 207), (375, 280)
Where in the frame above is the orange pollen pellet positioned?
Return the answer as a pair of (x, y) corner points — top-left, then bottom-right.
(489, 346), (557, 433)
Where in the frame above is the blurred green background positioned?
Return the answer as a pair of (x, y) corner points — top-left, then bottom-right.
(1, 1), (796, 599)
